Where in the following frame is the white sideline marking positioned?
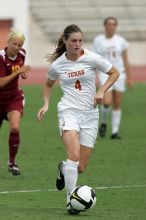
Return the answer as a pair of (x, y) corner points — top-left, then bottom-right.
(95, 184), (146, 190)
(0, 188), (57, 195)
(0, 184), (146, 195)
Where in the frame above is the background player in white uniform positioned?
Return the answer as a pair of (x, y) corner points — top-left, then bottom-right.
(37, 24), (119, 215)
(93, 17), (132, 139)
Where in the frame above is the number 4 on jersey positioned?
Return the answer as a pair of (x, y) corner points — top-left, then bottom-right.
(75, 80), (82, 91)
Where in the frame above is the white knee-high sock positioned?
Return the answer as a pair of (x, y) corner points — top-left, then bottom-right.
(63, 159), (79, 204)
(101, 105), (110, 124)
(112, 110), (122, 134)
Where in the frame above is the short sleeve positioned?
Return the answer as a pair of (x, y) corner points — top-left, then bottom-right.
(19, 48), (26, 63)
(0, 56), (6, 77)
(98, 56), (112, 73)
(47, 64), (58, 80)
(91, 53), (112, 74)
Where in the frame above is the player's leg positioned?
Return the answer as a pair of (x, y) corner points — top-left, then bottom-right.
(6, 92), (24, 175)
(56, 111), (80, 214)
(99, 91), (112, 137)
(111, 76), (126, 139)
(7, 110), (21, 175)
(62, 130), (80, 202)
(61, 130), (80, 214)
(98, 73), (112, 137)
(56, 111), (80, 190)
(79, 131), (95, 173)
(79, 109), (98, 171)
(111, 90), (123, 139)
(66, 144), (92, 215)
(78, 145), (93, 173)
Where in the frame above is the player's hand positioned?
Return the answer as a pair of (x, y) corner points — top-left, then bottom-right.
(21, 72), (28, 79)
(94, 90), (104, 107)
(37, 105), (48, 120)
(127, 78), (133, 89)
(16, 65), (31, 75)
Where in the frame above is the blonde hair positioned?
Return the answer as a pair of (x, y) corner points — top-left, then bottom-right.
(8, 29), (25, 42)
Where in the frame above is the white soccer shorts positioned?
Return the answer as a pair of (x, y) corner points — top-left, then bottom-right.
(58, 108), (99, 148)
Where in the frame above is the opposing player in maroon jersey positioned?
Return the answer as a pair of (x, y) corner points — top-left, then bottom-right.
(0, 29), (31, 175)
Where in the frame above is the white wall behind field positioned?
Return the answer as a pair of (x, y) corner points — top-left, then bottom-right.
(0, 0), (145, 67)
(29, 16), (146, 67)
(0, 0), (30, 63)
(85, 42), (146, 66)
(30, 34), (146, 67)
(29, 16), (54, 68)
(128, 42), (146, 66)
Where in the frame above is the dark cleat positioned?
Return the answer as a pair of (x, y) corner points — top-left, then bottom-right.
(56, 161), (65, 190)
(8, 163), (21, 176)
(111, 133), (121, 139)
(99, 123), (107, 137)
(67, 202), (80, 215)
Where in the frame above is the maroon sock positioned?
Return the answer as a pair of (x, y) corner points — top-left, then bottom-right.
(9, 131), (20, 164)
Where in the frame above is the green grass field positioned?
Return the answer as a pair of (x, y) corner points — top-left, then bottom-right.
(0, 83), (146, 220)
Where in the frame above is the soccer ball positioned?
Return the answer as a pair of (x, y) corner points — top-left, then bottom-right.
(70, 185), (96, 211)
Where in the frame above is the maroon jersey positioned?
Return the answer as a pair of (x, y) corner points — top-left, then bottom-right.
(0, 48), (26, 105)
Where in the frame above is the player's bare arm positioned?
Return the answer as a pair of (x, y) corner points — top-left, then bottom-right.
(94, 66), (119, 106)
(0, 65), (31, 89)
(122, 49), (133, 88)
(37, 78), (56, 120)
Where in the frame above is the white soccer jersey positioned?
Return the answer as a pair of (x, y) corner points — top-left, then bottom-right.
(92, 34), (128, 76)
(47, 48), (112, 111)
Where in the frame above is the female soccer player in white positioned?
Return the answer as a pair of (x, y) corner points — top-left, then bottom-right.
(93, 17), (132, 139)
(37, 24), (119, 215)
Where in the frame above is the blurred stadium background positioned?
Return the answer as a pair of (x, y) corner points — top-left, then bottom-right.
(0, 1), (146, 219)
(0, 0), (145, 83)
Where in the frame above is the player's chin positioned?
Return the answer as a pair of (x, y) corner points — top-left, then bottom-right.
(74, 48), (81, 53)
(12, 50), (19, 56)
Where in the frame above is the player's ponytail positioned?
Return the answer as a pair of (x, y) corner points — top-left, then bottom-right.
(47, 34), (66, 63)
(47, 24), (83, 63)
(8, 29), (25, 43)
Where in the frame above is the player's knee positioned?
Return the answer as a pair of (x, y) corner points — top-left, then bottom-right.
(113, 100), (121, 109)
(69, 152), (80, 162)
(10, 126), (19, 133)
(113, 105), (121, 111)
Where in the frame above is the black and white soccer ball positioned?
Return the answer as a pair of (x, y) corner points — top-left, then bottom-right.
(70, 185), (96, 211)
